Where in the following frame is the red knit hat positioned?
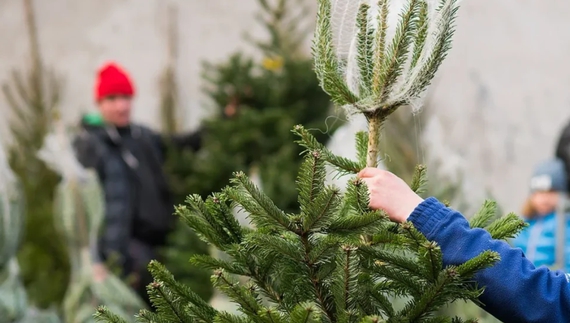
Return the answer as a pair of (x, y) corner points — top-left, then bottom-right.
(94, 62), (135, 101)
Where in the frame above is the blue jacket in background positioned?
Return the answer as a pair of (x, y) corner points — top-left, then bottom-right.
(511, 212), (570, 273)
(409, 198), (570, 323)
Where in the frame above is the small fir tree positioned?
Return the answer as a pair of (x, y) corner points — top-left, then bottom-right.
(0, 117), (61, 323)
(157, 3), (214, 302)
(3, 0), (69, 308)
(96, 0), (526, 322)
(159, 4), (182, 137)
(163, 0), (340, 213)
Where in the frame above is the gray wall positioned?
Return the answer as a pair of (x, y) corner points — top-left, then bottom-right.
(1, 0), (570, 213)
(0, 0), (268, 132)
(426, 0), (570, 213)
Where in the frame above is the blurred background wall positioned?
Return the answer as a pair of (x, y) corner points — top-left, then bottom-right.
(0, 0), (270, 131)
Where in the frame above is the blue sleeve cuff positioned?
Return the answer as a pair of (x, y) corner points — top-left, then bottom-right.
(408, 197), (452, 239)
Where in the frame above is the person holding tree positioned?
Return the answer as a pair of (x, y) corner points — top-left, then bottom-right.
(359, 167), (570, 322)
(73, 62), (203, 306)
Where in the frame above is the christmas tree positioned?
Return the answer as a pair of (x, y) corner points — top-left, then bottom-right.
(0, 118), (61, 323)
(164, 0), (341, 213)
(96, 0), (526, 322)
(3, 0), (69, 308)
(157, 3), (214, 302)
(162, 0), (341, 297)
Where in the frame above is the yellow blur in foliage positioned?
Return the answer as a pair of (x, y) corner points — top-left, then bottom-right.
(262, 56), (284, 71)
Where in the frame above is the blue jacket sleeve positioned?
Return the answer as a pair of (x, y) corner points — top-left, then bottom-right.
(408, 197), (570, 323)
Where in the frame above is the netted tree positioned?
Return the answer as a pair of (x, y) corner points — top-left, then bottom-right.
(37, 117), (145, 323)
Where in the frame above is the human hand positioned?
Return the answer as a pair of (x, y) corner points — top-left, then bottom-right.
(92, 263), (109, 283)
(357, 167), (424, 223)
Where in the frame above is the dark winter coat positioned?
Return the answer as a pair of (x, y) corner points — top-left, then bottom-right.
(73, 119), (201, 274)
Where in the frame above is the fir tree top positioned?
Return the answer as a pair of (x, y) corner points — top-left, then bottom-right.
(313, 0), (458, 116)
(0, 137), (21, 272)
(313, 0), (459, 168)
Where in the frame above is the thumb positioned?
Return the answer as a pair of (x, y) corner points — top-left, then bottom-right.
(358, 167), (382, 179)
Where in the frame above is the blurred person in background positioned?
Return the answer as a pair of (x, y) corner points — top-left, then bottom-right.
(511, 158), (570, 272)
(73, 62), (202, 307)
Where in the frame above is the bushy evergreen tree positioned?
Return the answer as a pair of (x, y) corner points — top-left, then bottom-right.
(162, 0), (341, 297)
(96, 125), (524, 322)
(96, 0), (526, 322)
(164, 0), (340, 212)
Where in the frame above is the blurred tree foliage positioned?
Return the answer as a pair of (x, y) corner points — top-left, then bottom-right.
(161, 0), (342, 298)
(3, 0), (69, 308)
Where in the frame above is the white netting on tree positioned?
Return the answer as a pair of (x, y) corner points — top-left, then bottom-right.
(37, 121), (89, 183)
(36, 120), (143, 320)
(0, 138), (23, 270)
(330, 0), (407, 61)
(318, 0), (459, 115)
(36, 119), (101, 254)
